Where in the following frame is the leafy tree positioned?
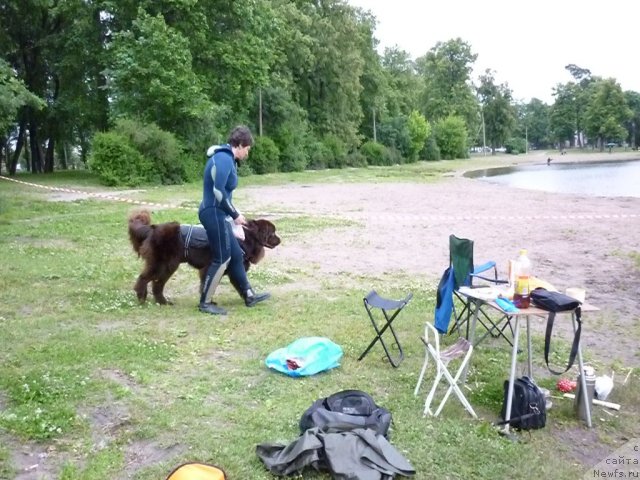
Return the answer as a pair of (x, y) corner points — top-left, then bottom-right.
(550, 65), (595, 148)
(434, 115), (468, 159)
(251, 85), (311, 167)
(377, 115), (411, 159)
(504, 136), (527, 154)
(565, 64), (592, 83)
(407, 111), (430, 161)
(549, 83), (577, 146)
(291, 1), (365, 149)
(416, 38), (479, 131)
(381, 47), (419, 118)
(352, 8), (388, 142)
(515, 99), (551, 150)
(584, 78), (632, 149)
(190, 0), (278, 120)
(477, 70), (516, 152)
(108, 9), (213, 144)
(0, 59), (44, 174)
(0, 0), (83, 172)
(623, 90), (640, 148)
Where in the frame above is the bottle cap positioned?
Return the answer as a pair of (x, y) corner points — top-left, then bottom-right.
(519, 249), (527, 255)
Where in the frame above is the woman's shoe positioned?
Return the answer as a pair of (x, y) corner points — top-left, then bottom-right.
(199, 302), (227, 315)
(243, 288), (270, 307)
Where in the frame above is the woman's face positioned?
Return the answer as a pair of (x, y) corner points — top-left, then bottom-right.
(234, 145), (251, 162)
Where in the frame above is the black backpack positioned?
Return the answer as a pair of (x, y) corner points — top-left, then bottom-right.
(299, 389), (392, 437)
(500, 376), (546, 430)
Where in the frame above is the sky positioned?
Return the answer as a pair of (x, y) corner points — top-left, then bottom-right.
(347, 0), (639, 104)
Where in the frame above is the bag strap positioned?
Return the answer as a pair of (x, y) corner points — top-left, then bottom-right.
(495, 407), (541, 427)
(544, 307), (582, 374)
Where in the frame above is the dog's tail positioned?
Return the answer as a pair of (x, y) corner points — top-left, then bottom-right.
(128, 209), (153, 256)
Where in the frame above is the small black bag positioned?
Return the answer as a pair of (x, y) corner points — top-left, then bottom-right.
(530, 288), (582, 375)
(299, 389), (392, 437)
(500, 376), (546, 430)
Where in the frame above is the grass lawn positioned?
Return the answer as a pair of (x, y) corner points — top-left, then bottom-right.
(1, 159), (638, 479)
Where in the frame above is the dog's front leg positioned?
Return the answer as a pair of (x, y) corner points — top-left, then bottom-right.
(152, 279), (172, 305)
(134, 275), (149, 304)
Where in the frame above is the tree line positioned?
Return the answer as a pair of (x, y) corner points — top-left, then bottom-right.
(1, 0), (638, 183)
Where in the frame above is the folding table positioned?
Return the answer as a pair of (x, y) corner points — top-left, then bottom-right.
(458, 288), (599, 433)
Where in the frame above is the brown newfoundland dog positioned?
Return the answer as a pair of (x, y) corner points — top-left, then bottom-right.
(128, 209), (280, 304)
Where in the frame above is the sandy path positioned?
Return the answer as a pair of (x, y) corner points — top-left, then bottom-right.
(242, 151), (640, 367)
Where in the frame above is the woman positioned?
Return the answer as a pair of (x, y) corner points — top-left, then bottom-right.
(198, 125), (270, 315)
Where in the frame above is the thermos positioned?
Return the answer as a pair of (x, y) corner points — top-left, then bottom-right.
(574, 366), (596, 421)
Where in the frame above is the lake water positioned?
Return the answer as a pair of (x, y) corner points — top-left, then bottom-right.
(466, 160), (640, 198)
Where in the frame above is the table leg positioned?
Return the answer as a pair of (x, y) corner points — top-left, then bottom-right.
(526, 315), (533, 378)
(573, 311), (592, 428)
(502, 316), (521, 434)
(461, 299), (480, 383)
(468, 298), (480, 345)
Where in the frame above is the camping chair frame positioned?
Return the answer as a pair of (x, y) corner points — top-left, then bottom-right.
(447, 235), (512, 346)
(414, 322), (477, 418)
(358, 290), (413, 368)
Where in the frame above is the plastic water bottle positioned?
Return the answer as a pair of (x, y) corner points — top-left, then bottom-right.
(513, 249), (531, 308)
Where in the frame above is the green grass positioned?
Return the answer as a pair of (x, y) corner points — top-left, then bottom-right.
(1, 163), (639, 479)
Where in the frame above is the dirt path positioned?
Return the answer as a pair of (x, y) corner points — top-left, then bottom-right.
(242, 151), (640, 368)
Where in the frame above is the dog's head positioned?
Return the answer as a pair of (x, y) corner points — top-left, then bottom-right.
(129, 209), (152, 227)
(245, 219), (281, 249)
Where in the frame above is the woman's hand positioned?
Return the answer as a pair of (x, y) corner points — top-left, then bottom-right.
(234, 214), (247, 226)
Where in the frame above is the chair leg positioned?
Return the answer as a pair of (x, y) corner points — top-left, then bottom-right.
(414, 356), (430, 396)
(359, 306), (404, 367)
(434, 366), (477, 419)
(423, 369), (443, 416)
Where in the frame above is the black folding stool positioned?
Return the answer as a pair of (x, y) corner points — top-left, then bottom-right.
(358, 290), (413, 368)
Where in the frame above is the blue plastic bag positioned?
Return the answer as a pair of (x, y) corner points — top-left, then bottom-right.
(265, 337), (343, 377)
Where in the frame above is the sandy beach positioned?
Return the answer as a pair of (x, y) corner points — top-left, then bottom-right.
(242, 150), (640, 367)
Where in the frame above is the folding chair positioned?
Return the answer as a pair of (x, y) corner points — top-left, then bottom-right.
(358, 290), (413, 368)
(414, 322), (477, 418)
(448, 234), (512, 346)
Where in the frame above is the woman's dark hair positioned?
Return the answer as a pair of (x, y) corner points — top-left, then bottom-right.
(228, 125), (254, 147)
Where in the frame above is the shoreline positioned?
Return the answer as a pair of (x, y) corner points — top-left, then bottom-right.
(469, 149), (640, 166)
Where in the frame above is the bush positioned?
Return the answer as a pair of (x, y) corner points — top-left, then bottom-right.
(505, 137), (526, 154)
(423, 134), (441, 161)
(89, 118), (190, 186)
(280, 146), (308, 172)
(434, 115), (468, 160)
(237, 161), (253, 177)
(377, 116), (412, 159)
(323, 134), (348, 169)
(359, 141), (391, 166)
(181, 153), (205, 183)
(114, 118), (187, 184)
(345, 151), (368, 168)
(248, 136), (280, 174)
(89, 131), (154, 186)
(306, 141), (332, 170)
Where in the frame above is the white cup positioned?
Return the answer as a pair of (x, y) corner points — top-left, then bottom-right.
(565, 287), (586, 303)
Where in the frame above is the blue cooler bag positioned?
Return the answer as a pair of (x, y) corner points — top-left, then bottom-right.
(265, 337), (343, 377)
